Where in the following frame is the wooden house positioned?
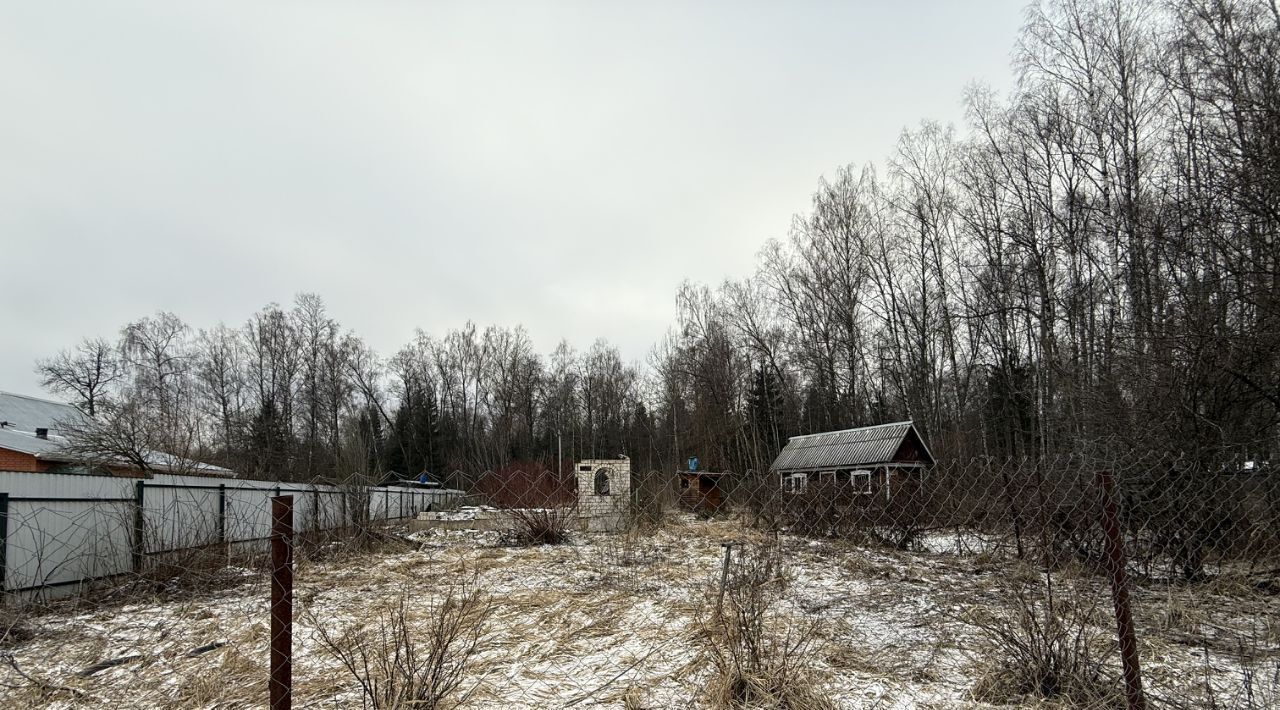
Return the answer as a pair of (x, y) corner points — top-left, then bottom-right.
(677, 469), (731, 514)
(770, 421), (934, 499)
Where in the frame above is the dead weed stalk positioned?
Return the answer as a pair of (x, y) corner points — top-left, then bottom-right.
(307, 576), (492, 709)
(966, 573), (1121, 707)
(700, 541), (834, 709)
(502, 506), (574, 546)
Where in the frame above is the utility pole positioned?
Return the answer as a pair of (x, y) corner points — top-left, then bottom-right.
(672, 393), (679, 473)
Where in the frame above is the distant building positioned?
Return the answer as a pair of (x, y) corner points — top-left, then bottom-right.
(677, 469), (731, 514)
(574, 457), (630, 531)
(770, 421), (935, 498)
(0, 391), (233, 477)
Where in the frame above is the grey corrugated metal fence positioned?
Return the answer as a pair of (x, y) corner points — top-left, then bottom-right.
(0, 472), (459, 599)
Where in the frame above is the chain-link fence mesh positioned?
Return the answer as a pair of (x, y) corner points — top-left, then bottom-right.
(1, 456), (1277, 708)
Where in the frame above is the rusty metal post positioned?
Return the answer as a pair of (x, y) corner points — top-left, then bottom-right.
(998, 464), (1024, 559)
(717, 542), (734, 616)
(270, 495), (294, 710)
(1096, 470), (1145, 710)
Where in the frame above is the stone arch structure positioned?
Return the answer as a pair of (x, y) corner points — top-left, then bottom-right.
(593, 467), (612, 495)
(574, 458), (630, 531)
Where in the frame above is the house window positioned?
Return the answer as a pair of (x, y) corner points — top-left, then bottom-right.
(594, 468), (611, 495)
(850, 470), (872, 494)
(783, 473), (808, 494)
(819, 471), (836, 486)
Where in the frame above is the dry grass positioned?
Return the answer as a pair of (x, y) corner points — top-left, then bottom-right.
(0, 515), (1274, 708)
(598, 524), (665, 569)
(295, 524), (417, 564)
(0, 607), (34, 649)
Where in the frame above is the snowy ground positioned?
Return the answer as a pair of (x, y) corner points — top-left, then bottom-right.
(1, 515), (1276, 708)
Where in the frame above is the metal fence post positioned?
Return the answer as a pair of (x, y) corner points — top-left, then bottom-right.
(1097, 470), (1146, 710)
(0, 492), (9, 594)
(270, 495), (294, 710)
(132, 481), (146, 573)
(218, 484), (227, 546)
(998, 464), (1024, 560)
(717, 542), (735, 616)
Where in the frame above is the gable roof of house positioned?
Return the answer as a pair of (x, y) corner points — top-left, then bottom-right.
(0, 390), (93, 458)
(0, 390), (90, 434)
(770, 421), (935, 472)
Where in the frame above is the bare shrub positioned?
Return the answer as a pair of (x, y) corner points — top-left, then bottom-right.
(599, 523), (662, 569)
(1165, 619), (1280, 710)
(128, 545), (238, 594)
(0, 650), (90, 705)
(747, 484), (846, 540)
(966, 575), (1120, 706)
(744, 469), (938, 550)
(700, 541), (834, 709)
(501, 506), (574, 546)
(308, 578), (491, 709)
(1200, 655), (1280, 710)
(91, 536), (262, 604)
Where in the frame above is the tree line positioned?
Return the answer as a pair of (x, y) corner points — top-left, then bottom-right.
(37, 296), (650, 480)
(36, 0), (1280, 480)
(659, 0), (1280, 471)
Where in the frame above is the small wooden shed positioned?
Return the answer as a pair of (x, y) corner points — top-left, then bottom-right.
(677, 470), (731, 514)
(770, 421), (934, 499)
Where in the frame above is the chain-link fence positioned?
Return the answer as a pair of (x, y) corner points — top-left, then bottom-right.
(1, 456), (1277, 708)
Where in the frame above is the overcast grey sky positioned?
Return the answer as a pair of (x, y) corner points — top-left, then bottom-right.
(0, 0), (1026, 397)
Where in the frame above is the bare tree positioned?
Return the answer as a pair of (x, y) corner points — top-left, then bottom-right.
(55, 397), (202, 476)
(35, 337), (122, 417)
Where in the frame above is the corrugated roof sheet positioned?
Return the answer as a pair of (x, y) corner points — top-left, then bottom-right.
(0, 391), (89, 434)
(769, 421), (933, 472)
(0, 426), (71, 457)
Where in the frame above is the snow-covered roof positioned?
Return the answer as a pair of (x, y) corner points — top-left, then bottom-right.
(135, 453), (235, 477)
(0, 391), (92, 459)
(0, 425), (72, 457)
(0, 390), (89, 434)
